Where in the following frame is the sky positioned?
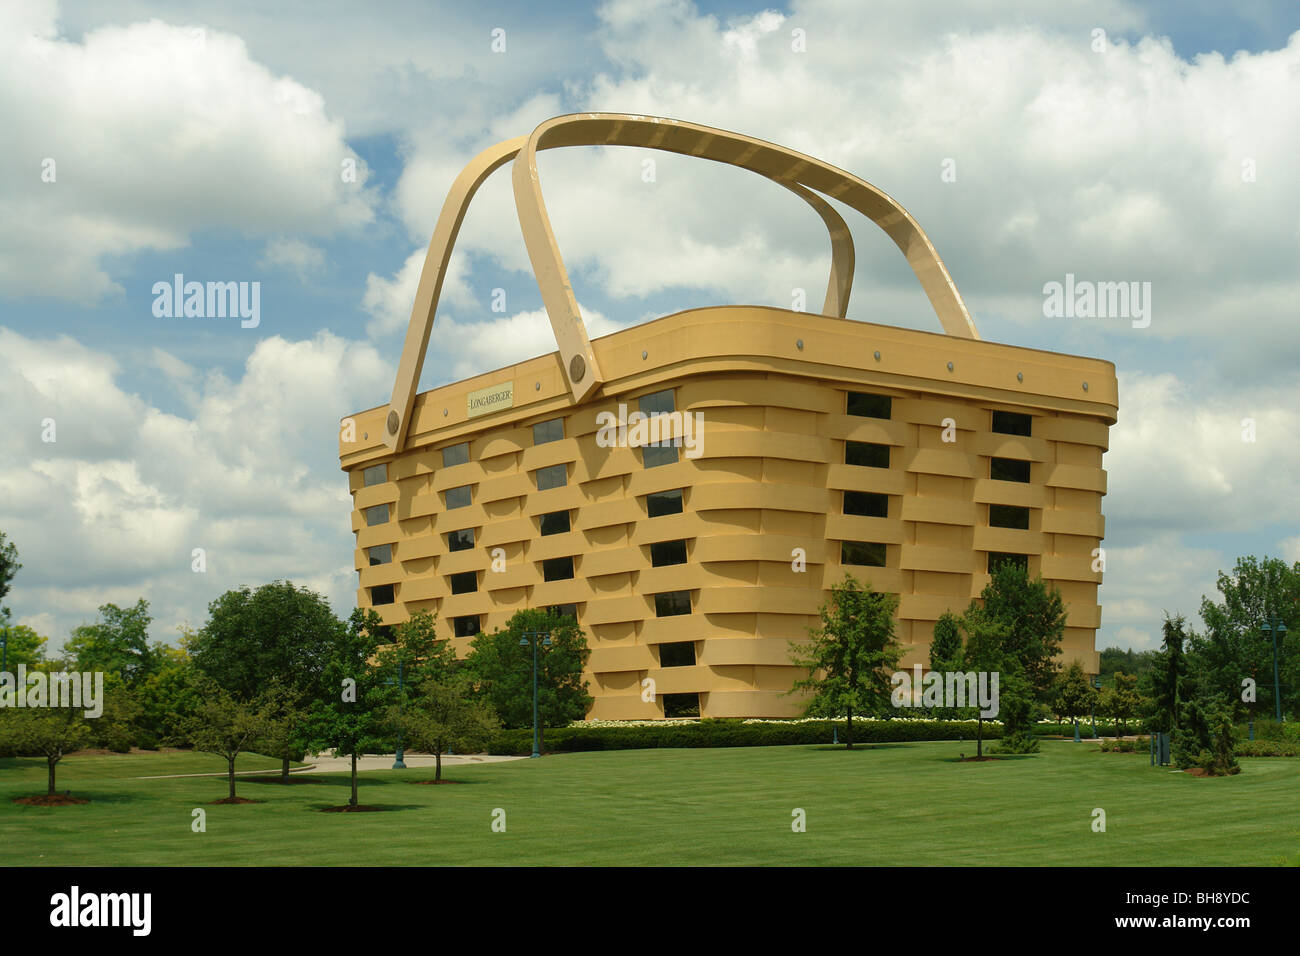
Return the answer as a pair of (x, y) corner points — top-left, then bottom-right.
(1, 0), (1298, 654)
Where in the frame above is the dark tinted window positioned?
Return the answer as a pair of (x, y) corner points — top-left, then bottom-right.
(643, 444), (679, 468)
(989, 504), (1030, 530)
(539, 510), (570, 535)
(449, 571), (477, 594)
(362, 464), (387, 487)
(445, 485), (472, 509)
(988, 552), (1029, 574)
(650, 539), (688, 567)
(847, 392), (892, 419)
(447, 528), (475, 552)
(654, 591), (691, 617)
(846, 441), (890, 468)
(542, 556), (575, 581)
(442, 442), (470, 467)
(536, 464), (567, 490)
(842, 541), (887, 567)
(533, 418), (564, 445)
(639, 389), (675, 416)
(844, 491), (888, 517)
(991, 411), (1032, 436)
(990, 457), (1031, 483)
(548, 604), (578, 622)
(659, 642), (696, 667)
(647, 488), (684, 517)
(364, 504), (389, 526)
(367, 544), (392, 566)
(663, 693), (700, 717)
(452, 615), (481, 638)
(370, 584), (395, 606)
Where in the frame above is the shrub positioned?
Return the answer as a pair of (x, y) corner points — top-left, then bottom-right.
(488, 717), (1005, 754)
(1234, 739), (1300, 757)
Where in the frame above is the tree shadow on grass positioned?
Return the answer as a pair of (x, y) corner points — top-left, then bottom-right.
(806, 742), (911, 752)
(312, 803), (423, 813)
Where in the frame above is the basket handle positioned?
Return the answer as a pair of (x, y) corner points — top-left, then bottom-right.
(384, 113), (977, 450)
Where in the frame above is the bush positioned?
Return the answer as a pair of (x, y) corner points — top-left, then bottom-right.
(990, 730), (1039, 754)
(487, 717), (1005, 754)
(1234, 739), (1300, 757)
(1173, 697), (1240, 776)
(1232, 720), (1300, 742)
(1098, 737), (1150, 753)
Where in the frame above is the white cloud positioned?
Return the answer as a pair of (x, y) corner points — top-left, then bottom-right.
(0, 5), (375, 303)
(260, 238), (326, 281)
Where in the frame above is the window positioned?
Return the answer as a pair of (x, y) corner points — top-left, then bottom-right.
(992, 411), (1032, 437)
(536, 464), (567, 490)
(638, 389), (675, 417)
(647, 488), (684, 517)
(442, 442), (470, 467)
(846, 441), (890, 468)
(651, 539), (688, 567)
(362, 463), (387, 487)
(539, 510), (570, 536)
(542, 556), (575, 581)
(364, 504), (389, 526)
(643, 444), (679, 468)
(370, 584), (395, 606)
(844, 491), (888, 518)
(990, 457), (1031, 483)
(367, 544), (392, 566)
(659, 642), (696, 668)
(663, 693), (700, 718)
(548, 604), (578, 622)
(654, 590), (691, 617)
(449, 571), (477, 595)
(988, 552), (1029, 574)
(452, 615), (481, 638)
(445, 485), (472, 509)
(842, 541), (887, 567)
(847, 392), (892, 419)
(447, 528), (475, 552)
(989, 504), (1030, 530)
(533, 418), (564, 445)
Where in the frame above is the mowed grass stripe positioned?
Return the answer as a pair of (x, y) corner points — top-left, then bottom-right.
(1, 742), (1295, 866)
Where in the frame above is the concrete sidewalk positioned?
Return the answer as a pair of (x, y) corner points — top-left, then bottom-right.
(137, 753), (523, 779)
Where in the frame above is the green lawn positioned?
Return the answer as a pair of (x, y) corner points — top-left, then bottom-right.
(1, 741), (1295, 866)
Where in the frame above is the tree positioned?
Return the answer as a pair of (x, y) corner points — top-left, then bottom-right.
(0, 530), (19, 608)
(973, 563), (1067, 709)
(1108, 671), (1143, 735)
(1172, 694), (1239, 776)
(1146, 613), (1188, 733)
(789, 574), (903, 749)
(464, 608), (592, 752)
(0, 620), (47, 669)
(1195, 555), (1299, 719)
(395, 674), (499, 781)
(191, 582), (344, 779)
(928, 612), (966, 720)
(182, 679), (270, 802)
(3, 706), (91, 795)
(133, 639), (203, 748)
(65, 600), (158, 687)
(371, 609), (460, 761)
(306, 608), (387, 808)
(959, 610), (1008, 758)
(1052, 660), (1095, 735)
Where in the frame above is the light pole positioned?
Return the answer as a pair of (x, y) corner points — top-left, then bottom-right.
(383, 658), (407, 769)
(1261, 619), (1287, 722)
(520, 631), (551, 758)
(1090, 674), (1101, 738)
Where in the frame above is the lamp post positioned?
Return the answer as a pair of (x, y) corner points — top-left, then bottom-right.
(1090, 674), (1102, 738)
(520, 631), (551, 758)
(1261, 619), (1287, 722)
(383, 658), (406, 769)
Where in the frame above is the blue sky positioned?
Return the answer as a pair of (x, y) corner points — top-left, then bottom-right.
(2, 0), (1298, 653)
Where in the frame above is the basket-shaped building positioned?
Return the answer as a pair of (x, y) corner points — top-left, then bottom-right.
(339, 113), (1118, 719)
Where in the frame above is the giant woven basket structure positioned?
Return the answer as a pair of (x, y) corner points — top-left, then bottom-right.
(339, 113), (1118, 719)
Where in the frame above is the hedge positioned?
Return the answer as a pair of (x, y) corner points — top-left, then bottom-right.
(487, 718), (1006, 754)
(1233, 739), (1300, 757)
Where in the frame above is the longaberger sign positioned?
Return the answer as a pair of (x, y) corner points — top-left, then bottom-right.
(467, 381), (514, 418)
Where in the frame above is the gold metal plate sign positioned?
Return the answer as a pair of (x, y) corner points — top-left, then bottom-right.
(467, 381), (514, 418)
